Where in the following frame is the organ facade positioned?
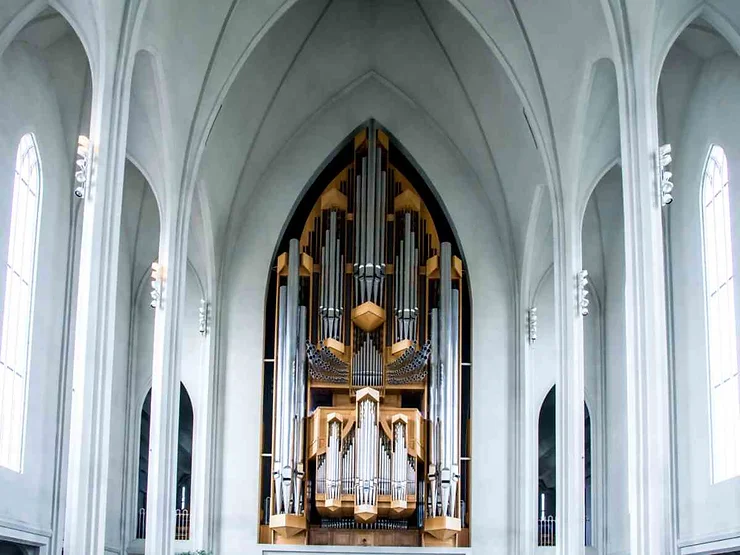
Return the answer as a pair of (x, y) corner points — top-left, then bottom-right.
(259, 123), (471, 547)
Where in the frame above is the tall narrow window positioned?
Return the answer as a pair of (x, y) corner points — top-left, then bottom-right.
(0, 133), (41, 472)
(702, 144), (740, 483)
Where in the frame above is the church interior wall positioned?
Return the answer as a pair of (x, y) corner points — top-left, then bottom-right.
(0, 34), (82, 542)
(581, 166), (628, 555)
(661, 39), (740, 549)
(104, 161), (160, 552)
(4, 1), (740, 554)
(217, 81), (513, 553)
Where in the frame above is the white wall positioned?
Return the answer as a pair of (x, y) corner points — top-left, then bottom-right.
(0, 39), (76, 545)
(581, 166), (627, 555)
(665, 46), (740, 550)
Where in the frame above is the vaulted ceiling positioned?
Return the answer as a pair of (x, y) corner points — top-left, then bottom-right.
(129, 0), (615, 274)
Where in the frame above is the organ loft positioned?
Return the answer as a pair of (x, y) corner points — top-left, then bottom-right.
(258, 123), (471, 548)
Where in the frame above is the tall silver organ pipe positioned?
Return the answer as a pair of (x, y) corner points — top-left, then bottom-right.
(272, 239), (308, 516)
(428, 307), (439, 514)
(394, 212), (419, 342)
(353, 126), (387, 306)
(273, 289), (287, 513)
(427, 242), (460, 519)
(355, 394), (379, 508)
(326, 419), (342, 502)
(320, 211), (344, 341)
(392, 419), (408, 502)
(293, 306), (308, 514)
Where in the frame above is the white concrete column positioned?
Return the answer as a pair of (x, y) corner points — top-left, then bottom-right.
(64, 71), (130, 554)
(191, 294), (215, 550)
(554, 207), (585, 555)
(617, 44), (674, 555)
(145, 211), (189, 555)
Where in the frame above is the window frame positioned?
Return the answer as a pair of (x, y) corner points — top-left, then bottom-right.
(0, 132), (42, 473)
(699, 143), (740, 484)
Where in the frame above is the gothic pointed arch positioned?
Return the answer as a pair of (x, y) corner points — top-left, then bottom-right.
(257, 121), (471, 547)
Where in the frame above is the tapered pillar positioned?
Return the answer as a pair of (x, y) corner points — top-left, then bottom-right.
(617, 49), (674, 555)
(145, 213), (189, 555)
(554, 209), (585, 555)
(64, 71), (129, 554)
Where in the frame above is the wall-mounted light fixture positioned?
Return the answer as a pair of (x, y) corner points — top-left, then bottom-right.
(150, 261), (164, 309)
(199, 299), (210, 335)
(527, 307), (538, 343)
(74, 135), (91, 198)
(577, 270), (590, 316)
(658, 143), (673, 206)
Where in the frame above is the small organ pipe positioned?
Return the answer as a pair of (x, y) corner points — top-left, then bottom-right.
(293, 307), (308, 514)
(273, 288), (287, 513)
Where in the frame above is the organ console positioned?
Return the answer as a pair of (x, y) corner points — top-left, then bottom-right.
(262, 123), (469, 547)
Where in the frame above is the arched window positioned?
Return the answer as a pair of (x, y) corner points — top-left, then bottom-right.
(136, 384), (193, 540)
(0, 133), (41, 472)
(538, 387), (556, 547)
(701, 144), (740, 483)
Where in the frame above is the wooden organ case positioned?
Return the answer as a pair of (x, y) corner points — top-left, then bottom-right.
(260, 123), (470, 548)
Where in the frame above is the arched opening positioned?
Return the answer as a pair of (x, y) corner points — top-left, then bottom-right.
(257, 121), (471, 547)
(0, 5), (94, 552)
(658, 14), (740, 542)
(536, 387), (593, 547)
(136, 383), (193, 540)
(538, 386), (556, 546)
(0, 541), (25, 555)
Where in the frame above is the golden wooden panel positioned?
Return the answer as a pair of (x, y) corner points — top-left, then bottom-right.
(356, 387), (380, 403)
(377, 129), (389, 150)
(307, 529), (421, 547)
(276, 251), (313, 276)
(320, 188), (348, 211)
(394, 189), (421, 212)
(258, 524), (271, 544)
(390, 339), (414, 355)
(324, 337), (346, 358)
(354, 504), (377, 523)
(270, 513), (307, 538)
(351, 301), (386, 332)
(423, 516), (461, 540)
(425, 254), (463, 279)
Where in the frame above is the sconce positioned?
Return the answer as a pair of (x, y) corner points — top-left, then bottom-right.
(74, 135), (91, 198)
(658, 144), (673, 206)
(527, 307), (538, 343)
(150, 261), (164, 309)
(199, 299), (210, 335)
(577, 270), (590, 316)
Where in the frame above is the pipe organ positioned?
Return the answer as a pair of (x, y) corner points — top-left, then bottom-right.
(263, 123), (469, 547)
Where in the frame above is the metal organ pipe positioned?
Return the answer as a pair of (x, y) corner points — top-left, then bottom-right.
(395, 213), (419, 342)
(353, 127), (386, 306)
(272, 239), (308, 517)
(327, 420), (341, 501)
(428, 307), (439, 515)
(355, 397), (379, 507)
(320, 211), (344, 341)
(392, 420), (408, 501)
(273, 289), (287, 514)
(425, 242), (460, 520)
(449, 293), (460, 517)
(293, 306), (308, 514)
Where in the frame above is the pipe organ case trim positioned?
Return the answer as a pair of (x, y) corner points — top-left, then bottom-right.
(261, 123), (469, 547)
